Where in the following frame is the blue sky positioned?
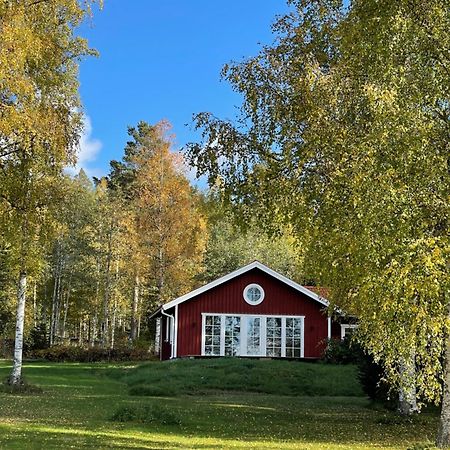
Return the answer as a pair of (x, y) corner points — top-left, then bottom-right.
(76, 1), (291, 181)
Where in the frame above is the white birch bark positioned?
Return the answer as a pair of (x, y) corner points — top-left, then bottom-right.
(78, 318), (83, 345)
(32, 281), (37, 328)
(110, 298), (117, 350)
(50, 259), (62, 346)
(10, 272), (27, 385)
(437, 316), (450, 447)
(110, 260), (119, 350)
(91, 314), (97, 347)
(137, 315), (141, 339)
(102, 223), (113, 348)
(130, 274), (139, 341)
(398, 351), (418, 415)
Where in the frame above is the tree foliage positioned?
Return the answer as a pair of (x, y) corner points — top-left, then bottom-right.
(186, 0), (449, 419)
(0, 0), (101, 385)
(198, 191), (303, 284)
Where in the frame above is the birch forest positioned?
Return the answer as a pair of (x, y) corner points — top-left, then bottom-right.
(0, 117), (302, 358)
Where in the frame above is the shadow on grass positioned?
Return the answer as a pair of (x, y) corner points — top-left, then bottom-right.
(0, 360), (439, 449)
(0, 422), (216, 449)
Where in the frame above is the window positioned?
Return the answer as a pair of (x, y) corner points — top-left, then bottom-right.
(266, 317), (282, 357)
(341, 324), (358, 340)
(224, 316), (241, 356)
(155, 317), (161, 353)
(285, 318), (302, 358)
(246, 317), (261, 355)
(202, 314), (304, 358)
(204, 315), (221, 355)
(243, 284), (265, 305)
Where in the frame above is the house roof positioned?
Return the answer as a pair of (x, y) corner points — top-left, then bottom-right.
(153, 261), (329, 317)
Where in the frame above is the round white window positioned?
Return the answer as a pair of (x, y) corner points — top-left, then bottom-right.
(243, 283), (265, 305)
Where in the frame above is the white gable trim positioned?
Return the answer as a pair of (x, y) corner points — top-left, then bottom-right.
(161, 261), (329, 312)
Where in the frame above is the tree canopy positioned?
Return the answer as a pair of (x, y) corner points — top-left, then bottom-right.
(186, 0), (449, 442)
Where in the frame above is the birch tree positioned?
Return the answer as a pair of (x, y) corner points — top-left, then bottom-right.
(0, 0), (99, 385)
(110, 121), (206, 330)
(187, 0), (449, 442)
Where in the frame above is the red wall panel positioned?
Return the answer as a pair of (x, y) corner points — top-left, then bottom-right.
(175, 268), (330, 358)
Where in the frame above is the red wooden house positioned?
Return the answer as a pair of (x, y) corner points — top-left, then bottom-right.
(151, 261), (348, 360)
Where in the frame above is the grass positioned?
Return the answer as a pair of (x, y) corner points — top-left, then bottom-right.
(118, 357), (364, 397)
(0, 358), (440, 449)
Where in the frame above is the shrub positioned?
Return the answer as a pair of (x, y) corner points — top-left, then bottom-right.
(129, 384), (177, 397)
(358, 353), (396, 409)
(322, 337), (363, 364)
(26, 323), (49, 351)
(29, 345), (155, 362)
(110, 404), (181, 425)
(323, 337), (397, 408)
(110, 405), (137, 422)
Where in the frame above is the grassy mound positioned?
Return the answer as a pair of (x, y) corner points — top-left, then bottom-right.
(120, 357), (364, 397)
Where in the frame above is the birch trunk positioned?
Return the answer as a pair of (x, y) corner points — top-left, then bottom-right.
(50, 258), (63, 346)
(33, 281), (37, 328)
(10, 272), (27, 385)
(62, 290), (69, 340)
(398, 351), (418, 415)
(61, 276), (72, 341)
(49, 270), (59, 345)
(78, 319), (83, 345)
(110, 260), (119, 350)
(91, 314), (97, 347)
(110, 298), (117, 350)
(437, 318), (450, 447)
(130, 274), (139, 341)
(91, 260), (100, 348)
(102, 224), (113, 348)
(55, 275), (63, 344)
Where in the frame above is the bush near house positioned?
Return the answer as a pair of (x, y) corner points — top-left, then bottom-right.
(30, 346), (154, 362)
(323, 337), (396, 407)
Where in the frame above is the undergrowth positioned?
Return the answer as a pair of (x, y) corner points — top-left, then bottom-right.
(110, 404), (181, 425)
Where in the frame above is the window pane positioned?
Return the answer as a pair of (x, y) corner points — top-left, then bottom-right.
(266, 317), (283, 357)
(224, 316), (240, 356)
(247, 317), (261, 355)
(205, 315), (221, 355)
(284, 317), (302, 358)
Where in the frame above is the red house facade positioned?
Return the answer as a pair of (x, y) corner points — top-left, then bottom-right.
(152, 261), (344, 360)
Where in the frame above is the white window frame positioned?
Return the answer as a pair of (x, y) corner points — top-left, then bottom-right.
(201, 313), (305, 358)
(164, 316), (170, 343)
(155, 317), (161, 353)
(340, 324), (358, 339)
(243, 284), (265, 306)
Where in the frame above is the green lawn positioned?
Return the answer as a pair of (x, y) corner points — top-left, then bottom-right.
(0, 359), (439, 449)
